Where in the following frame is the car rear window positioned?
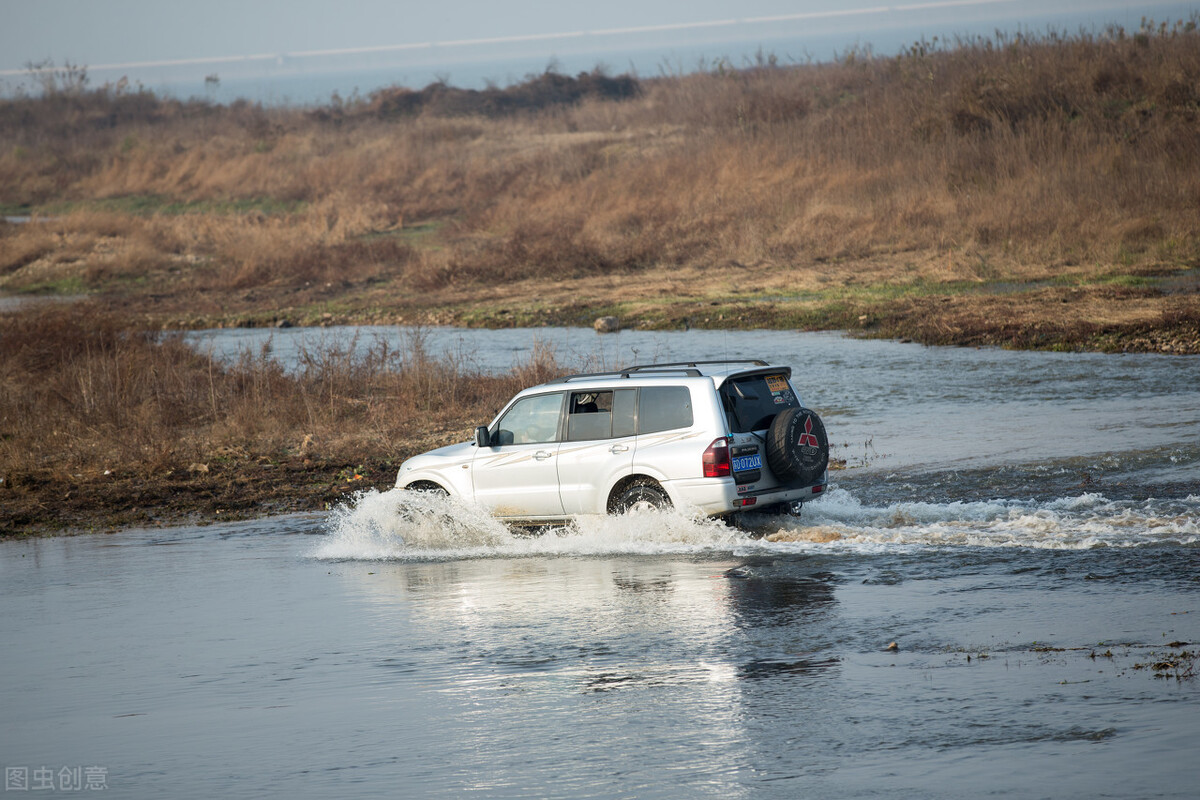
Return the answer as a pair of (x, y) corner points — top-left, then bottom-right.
(721, 374), (799, 433)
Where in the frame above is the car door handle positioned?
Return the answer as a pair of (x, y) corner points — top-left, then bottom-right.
(533, 450), (553, 461)
(609, 444), (629, 454)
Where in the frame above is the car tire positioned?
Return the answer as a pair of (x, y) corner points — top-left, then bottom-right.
(766, 407), (829, 486)
(405, 481), (448, 496)
(612, 480), (671, 514)
(399, 482), (454, 527)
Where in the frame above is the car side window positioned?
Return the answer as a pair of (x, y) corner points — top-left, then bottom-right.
(612, 389), (636, 438)
(565, 389), (637, 441)
(567, 391), (613, 441)
(494, 393), (563, 445)
(638, 386), (693, 434)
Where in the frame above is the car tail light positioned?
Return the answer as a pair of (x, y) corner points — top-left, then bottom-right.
(702, 437), (731, 478)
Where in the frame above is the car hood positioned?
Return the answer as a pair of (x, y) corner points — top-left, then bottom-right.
(399, 439), (475, 472)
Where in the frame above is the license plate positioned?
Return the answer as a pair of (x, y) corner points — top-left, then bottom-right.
(732, 454), (761, 472)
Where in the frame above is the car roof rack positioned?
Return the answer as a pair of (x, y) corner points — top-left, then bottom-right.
(622, 359), (769, 372)
(548, 367), (702, 383)
(547, 359), (773, 385)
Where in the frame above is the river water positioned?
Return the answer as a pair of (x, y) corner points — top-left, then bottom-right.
(3, 327), (1199, 798)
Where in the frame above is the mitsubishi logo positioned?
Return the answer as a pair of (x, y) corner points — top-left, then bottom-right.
(797, 415), (819, 448)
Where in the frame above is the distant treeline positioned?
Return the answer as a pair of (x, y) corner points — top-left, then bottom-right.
(357, 69), (641, 119)
(0, 65), (642, 138)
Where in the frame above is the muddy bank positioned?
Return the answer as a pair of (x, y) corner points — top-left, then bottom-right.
(0, 457), (401, 538)
(7, 278), (1200, 354)
(0, 303), (557, 539)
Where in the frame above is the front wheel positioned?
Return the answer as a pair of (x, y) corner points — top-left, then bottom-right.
(405, 481), (448, 496)
(611, 480), (671, 514)
(398, 482), (453, 527)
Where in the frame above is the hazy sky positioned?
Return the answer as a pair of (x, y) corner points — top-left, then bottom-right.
(2, 0), (1195, 97)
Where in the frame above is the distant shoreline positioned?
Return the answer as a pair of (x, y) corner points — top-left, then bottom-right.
(8, 3), (1195, 105)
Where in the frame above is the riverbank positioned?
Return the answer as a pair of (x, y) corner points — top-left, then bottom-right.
(144, 263), (1200, 355)
(1, 455), (395, 537)
(5, 255), (1200, 354)
(3, 22), (1199, 355)
(4, 24), (1200, 535)
(6, 303), (1200, 538)
(0, 304), (564, 537)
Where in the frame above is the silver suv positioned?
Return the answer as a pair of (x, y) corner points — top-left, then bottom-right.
(395, 360), (829, 523)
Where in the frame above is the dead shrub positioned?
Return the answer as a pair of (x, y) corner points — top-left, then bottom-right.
(0, 305), (569, 477)
(366, 69), (640, 119)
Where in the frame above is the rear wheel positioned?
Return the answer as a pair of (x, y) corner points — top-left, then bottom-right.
(611, 479), (671, 514)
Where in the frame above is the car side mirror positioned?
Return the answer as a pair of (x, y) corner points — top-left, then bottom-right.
(475, 426), (491, 448)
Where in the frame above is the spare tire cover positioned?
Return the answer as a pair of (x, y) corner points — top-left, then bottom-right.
(766, 407), (829, 486)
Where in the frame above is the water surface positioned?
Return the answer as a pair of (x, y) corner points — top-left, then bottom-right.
(3, 501), (1198, 799)
(4, 328), (1199, 798)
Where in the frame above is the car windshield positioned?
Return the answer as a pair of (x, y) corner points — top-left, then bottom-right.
(494, 393), (563, 444)
(720, 373), (799, 433)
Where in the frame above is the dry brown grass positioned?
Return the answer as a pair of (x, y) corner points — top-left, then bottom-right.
(0, 301), (573, 534)
(0, 303), (565, 485)
(1, 21), (1197, 315)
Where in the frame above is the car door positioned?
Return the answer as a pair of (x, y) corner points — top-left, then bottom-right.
(471, 391), (566, 518)
(557, 388), (636, 514)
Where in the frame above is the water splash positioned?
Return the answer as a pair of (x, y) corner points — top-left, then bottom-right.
(314, 487), (1200, 561)
(315, 488), (749, 561)
(317, 488), (513, 560)
(762, 488), (1200, 550)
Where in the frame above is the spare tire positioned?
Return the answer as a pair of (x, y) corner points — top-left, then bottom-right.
(766, 407), (829, 486)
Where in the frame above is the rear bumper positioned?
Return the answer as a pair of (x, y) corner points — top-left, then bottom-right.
(664, 475), (827, 516)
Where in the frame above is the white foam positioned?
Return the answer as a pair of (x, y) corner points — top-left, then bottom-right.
(316, 488), (513, 560)
(786, 488), (1200, 551)
(314, 488), (751, 561)
(314, 487), (1200, 561)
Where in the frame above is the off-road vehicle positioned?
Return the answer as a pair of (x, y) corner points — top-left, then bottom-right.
(395, 360), (829, 522)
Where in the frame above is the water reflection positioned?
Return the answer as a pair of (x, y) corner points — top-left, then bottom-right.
(335, 557), (764, 795)
(342, 554), (845, 721)
(722, 564), (838, 628)
(738, 655), (841, 681)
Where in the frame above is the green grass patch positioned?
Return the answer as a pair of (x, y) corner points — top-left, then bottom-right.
(14, 276), (89, 295)
(357, 220), (447, 248)
(1098, 273), (1157, 288)
(33, 195), (306, 217)
(454, 303), (565, 328)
